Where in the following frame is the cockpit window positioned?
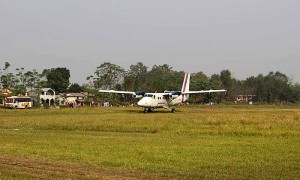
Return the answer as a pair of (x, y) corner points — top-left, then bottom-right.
(145, 94), (153, 98)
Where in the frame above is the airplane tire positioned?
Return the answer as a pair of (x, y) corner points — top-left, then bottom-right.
(144, 108), (148, 113)
(171, 108), (176, 113)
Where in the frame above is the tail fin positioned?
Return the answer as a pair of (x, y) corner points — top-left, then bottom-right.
(181, 73), (190, 93)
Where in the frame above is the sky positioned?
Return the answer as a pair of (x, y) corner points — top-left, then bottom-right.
(1, 0), (299, 84)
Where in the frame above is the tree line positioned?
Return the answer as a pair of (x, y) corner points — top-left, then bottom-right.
(0, 62), (71, 95)
(1, 61), (300, 104)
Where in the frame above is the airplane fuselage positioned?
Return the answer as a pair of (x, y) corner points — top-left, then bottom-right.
(137, 93), (187, 108)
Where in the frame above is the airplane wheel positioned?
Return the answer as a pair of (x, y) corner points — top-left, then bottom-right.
(144, 108), (148, 113)
(171, 108), (176, 113)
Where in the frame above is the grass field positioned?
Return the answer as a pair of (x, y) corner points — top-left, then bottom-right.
(1, 105), (300, 179)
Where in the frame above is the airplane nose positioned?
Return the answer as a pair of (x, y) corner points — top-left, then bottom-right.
(137, 100), (144, 106)
(137, 98), (147, 107)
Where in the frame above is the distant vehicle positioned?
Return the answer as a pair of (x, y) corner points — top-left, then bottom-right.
(5, 96), (32, 109)
(99, 73), (226, 113)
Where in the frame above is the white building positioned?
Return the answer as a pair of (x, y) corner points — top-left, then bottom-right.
(40, 88), (56, 106)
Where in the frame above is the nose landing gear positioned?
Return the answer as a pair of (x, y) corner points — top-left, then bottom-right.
(143, 108), (153, 113)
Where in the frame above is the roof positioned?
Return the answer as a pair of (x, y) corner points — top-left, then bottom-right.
(66, 93), (85, 97)
(41, 88), (55, 93)
(7, 96), (31, 98)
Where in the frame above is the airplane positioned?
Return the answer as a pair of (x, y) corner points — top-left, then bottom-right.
(99, 73), (226, 113)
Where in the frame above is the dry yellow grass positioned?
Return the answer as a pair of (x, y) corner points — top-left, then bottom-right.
(0, 105), (300, 179)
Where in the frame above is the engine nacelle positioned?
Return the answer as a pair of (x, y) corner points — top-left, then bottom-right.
(171, 91), (182, 95)
(133, 95), (144, 99)
(170, 91), (182, 99)
(133, 91), (145, 99)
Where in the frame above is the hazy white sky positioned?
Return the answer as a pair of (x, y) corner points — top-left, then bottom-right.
(1, 0), (299, 84)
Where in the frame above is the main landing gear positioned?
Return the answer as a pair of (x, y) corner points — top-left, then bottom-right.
(143, 108), (153, 113)
(163, 105), (176, 113)
(171, 108), (176, 113)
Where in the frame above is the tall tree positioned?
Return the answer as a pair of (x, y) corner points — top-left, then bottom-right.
(144, 64), (184, 92)
(191, 72), (209, 82)
(264, 71), (290, 103)
(220, 70), (236, 101)
(190, 75), (214, 104)
(13, 67), (43, 91)
(0, 73), (14, 89)
(288, 83), (300, 103)
(1, 62), (13, 89)
(4, 62), (10, 70)
(210, 74), (225, 103)
(93, 62), (125, 89)
(68, 83), (83, 93)
(44, 67), (70, 93)
(127, 62), (148, 91)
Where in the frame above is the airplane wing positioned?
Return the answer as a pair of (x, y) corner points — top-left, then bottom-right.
(182, 89), (227, 94)
(99, 90), (145, 98)
(99, 90), (136, 95)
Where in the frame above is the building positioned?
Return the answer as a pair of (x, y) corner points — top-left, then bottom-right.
(40, 88), (56, 107)
(66, 93), (86, 107)
(236, 95), (256, 104)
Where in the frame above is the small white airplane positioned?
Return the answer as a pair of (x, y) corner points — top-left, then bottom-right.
(99, 73), (226, 113)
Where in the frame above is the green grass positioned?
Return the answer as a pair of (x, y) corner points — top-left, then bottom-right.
(0, 105), (300, 179)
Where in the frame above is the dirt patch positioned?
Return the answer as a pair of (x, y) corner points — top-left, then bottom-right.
(0, 156), (166, 179)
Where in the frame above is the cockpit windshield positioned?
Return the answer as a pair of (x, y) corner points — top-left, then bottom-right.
(144, 94), (153, 98)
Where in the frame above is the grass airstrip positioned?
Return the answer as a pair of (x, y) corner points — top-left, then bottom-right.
(0, 105), (300, 179)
